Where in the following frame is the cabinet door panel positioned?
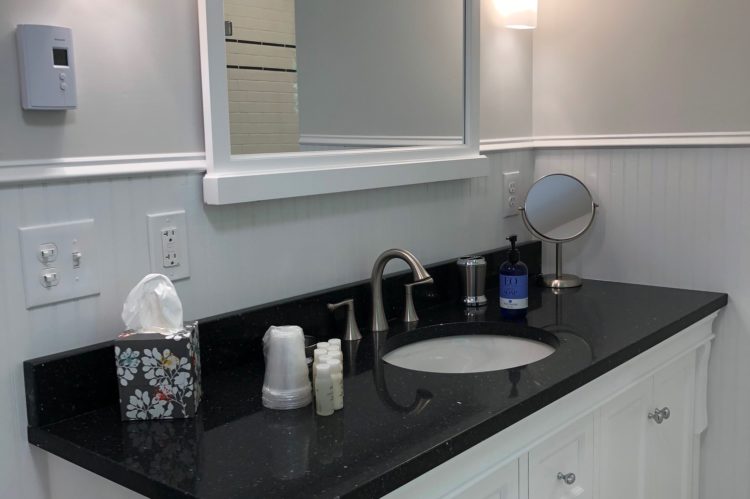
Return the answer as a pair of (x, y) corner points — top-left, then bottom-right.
(598, 377), (652, 499)
(647, 352), (696, 499)
(529, 415), (593, 499)
(445, 458), (519, 499)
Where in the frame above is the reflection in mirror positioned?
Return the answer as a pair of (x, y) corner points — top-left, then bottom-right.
(521, 174), (598, 289)
(373, 331), (433, 415)
(224, 0), (299, 154)
(523, 174), (595, 241)
(223, 0), (464, 155)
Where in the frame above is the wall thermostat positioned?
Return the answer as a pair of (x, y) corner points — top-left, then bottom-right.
(16, 24), (77, 110)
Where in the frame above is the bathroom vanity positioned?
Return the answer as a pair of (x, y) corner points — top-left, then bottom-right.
(24, 242), (726, 498)
(386, 313), (713, 499)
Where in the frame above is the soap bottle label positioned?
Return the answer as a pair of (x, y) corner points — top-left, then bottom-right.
(500, 275), (528, 309)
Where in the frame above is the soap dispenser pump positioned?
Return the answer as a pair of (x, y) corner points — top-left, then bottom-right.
(499, 235), (528, 319)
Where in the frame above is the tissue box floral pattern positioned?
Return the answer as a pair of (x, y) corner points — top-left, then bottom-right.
(115, 322), (202, 421)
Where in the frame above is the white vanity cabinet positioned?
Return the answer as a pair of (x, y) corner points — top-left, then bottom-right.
(597, 377), (652, 499)
(385, 314), (715, 499)
(444, 458), (520, 499)
(528, 415), (594, 499)
(646, 353), (697, 499)
(598, 352), (696, 499)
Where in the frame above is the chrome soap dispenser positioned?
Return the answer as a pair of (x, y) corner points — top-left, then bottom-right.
(499, 235), (528, 319)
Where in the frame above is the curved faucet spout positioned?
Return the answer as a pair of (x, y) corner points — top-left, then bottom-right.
(370, 249), (432, 332)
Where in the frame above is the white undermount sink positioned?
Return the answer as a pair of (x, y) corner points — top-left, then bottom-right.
(383, 333), (556, 374)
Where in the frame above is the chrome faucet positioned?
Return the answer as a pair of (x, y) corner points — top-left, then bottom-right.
(370, 249), (433, 332)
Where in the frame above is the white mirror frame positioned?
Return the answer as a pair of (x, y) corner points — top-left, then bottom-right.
(198, 0), (489, 205)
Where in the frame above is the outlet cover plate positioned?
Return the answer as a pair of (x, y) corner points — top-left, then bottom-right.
(503, 171), (521, 218)
(18, 219), (100, 308)
(147, 210), (190, 281)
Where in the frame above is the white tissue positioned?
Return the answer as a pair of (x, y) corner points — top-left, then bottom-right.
(121, 274), (184, 333)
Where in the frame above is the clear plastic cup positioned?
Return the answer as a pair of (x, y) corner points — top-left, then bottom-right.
(262, 326), (312, 409)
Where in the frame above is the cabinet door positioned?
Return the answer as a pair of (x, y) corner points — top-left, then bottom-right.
(445, 458), (519, 499)
(597, 377), (652, 499)
(529, 415), (593, 499)
(646, 352), (696, 499)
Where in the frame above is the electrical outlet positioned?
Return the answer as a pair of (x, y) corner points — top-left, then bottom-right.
(161, 227), (179, 267)
(147, 211), (190, 281)
(503, 171), (521, 218)
(18, 219), (100, 308)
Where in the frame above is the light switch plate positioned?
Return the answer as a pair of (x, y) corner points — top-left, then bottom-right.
(18, 219), (99, 308)
(147, 210), (190, 281)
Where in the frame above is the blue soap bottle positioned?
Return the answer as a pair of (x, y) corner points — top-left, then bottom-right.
(499, 235), (528, 319)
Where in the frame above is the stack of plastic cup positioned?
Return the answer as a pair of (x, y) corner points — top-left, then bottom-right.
(262, 325), (312, 410)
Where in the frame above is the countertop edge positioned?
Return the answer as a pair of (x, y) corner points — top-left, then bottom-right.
(27, 426), (195, 499)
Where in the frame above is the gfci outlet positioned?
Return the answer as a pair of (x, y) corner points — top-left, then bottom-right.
(147, 211), (190, 281)
(503, 171), (521, 218)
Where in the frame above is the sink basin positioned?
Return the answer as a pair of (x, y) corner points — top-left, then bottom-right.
(382, 327), (556, 374)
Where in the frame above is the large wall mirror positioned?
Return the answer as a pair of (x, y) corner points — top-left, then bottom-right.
(224, 0), (464, 154)
(200, 0), (488, 205)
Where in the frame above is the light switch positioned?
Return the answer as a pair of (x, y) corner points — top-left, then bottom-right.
(18, 219), (99, 308)
(40, 269), (59, 288)
(38, 243), (58, 264)
(147, 211), (190, 281)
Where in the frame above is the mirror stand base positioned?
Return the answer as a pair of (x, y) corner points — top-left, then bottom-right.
(539, 273), (582, 288)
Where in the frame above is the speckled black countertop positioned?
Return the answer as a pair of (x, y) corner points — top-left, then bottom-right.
(24, 243), (727, 499)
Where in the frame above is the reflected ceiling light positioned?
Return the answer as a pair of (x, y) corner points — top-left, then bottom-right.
(494, 0), (538, 29)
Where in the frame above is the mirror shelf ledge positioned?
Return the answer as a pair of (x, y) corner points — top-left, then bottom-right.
(203, 154), (489, 205)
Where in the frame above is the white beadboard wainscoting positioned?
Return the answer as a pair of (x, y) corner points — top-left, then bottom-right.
(535, 146), (750, 499)
(0, 150), (533, 499)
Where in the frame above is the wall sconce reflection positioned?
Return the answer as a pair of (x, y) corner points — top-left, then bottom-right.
(494, 0), (538, 29)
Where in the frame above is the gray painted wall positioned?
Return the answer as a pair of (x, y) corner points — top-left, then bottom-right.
(295, 0), (464, 140)
(532, 0), (750, 136)
(295, 0), (536, 143)
(480, 0), (533, 140)
(0, 0), (204, 161)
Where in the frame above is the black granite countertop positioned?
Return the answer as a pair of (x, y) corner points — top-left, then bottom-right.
(24, 244), (727, 499)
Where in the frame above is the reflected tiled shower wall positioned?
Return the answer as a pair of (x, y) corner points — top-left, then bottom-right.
(224, 0), (300, 154)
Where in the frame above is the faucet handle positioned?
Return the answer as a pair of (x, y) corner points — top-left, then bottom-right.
(404, 277), (434, 323)
(327, 298), (362, 341)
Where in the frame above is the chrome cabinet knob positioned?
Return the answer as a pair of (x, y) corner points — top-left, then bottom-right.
(648, 407), (671, 424)
(557, 472), (576, 485)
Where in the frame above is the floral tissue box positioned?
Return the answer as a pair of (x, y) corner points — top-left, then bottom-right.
(114, 321), (202, 421)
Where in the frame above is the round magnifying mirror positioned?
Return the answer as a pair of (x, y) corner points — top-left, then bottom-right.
(521, 174), (598, 288)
